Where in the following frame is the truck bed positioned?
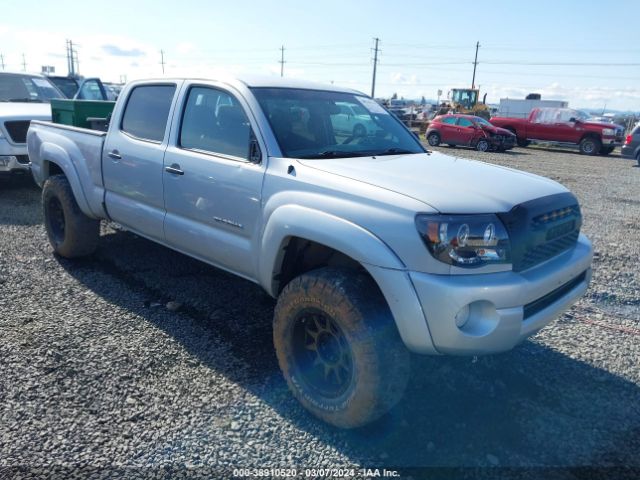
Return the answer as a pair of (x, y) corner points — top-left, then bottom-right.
(28, 120), (108, 219)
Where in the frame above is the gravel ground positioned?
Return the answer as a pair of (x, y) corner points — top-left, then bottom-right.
(0, 146), (638, 479)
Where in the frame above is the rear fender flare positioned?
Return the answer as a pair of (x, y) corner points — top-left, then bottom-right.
(37, 142), (94, 218)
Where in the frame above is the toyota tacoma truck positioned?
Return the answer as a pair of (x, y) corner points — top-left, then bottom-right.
(27, 77), (593, 428)
(491, 107), (625, 155)
(0, 72), (65, 178)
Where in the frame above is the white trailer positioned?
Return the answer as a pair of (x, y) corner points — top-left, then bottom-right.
(497, 98), (568, 119)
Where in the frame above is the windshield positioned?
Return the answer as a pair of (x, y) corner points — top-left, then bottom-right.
(0, 73), (64, 103)
(473, 117), (493, 126)
(251, 88), (425, 159)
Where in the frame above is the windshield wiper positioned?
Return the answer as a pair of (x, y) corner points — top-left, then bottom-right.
(6, 98), (44, 103)
(298, 150), (370, 159)
(372, 148), (419, 156)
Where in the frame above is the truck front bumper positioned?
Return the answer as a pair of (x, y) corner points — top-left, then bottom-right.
(370, 234), (592, 356)
(0, 139), (30, 176)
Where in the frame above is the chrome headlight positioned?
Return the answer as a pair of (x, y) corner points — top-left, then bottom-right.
(602, 128), (615, 136)
(415, 214), (511, 267)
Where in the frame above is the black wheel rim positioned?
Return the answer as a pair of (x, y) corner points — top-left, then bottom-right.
(47, 197), (65, 245)
(292, 309), (354, 399)
(428, 134), (439, 145)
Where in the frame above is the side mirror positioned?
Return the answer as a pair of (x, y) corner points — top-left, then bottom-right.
(569, 117), (579, 123)
(249, 136), (262, 164)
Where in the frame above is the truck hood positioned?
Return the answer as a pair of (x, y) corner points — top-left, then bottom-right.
(298, 151), (567, 213)
(0, 102), (52, 120)
(583, 120), (623, 130)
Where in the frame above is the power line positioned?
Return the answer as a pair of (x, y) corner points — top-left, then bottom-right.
(160, 49), (166, 74)
(21, 53), (26, 72)
(0, 54), (4, 70)
(371, 37), (380, 98)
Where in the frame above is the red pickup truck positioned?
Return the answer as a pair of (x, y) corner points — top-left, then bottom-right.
(490, 107), (625, 155)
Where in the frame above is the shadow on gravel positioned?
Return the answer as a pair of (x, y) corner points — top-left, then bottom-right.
(0, 175), (41, 226)
(60, 228), (640, 469)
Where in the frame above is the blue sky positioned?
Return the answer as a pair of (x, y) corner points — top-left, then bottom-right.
(1, 0), (639, 110)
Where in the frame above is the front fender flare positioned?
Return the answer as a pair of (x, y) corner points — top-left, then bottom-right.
(258, 204), (405, 296)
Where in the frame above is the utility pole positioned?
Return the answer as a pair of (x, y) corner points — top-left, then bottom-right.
(371, 37), (380, 98)
(66, 40), (79, 76)
(160, 50), (166, 74)
(0, 53), (4, 70)
(21, 53), (27, 72)
(471, 41), (480, 89)
(279, 46), (285, 77)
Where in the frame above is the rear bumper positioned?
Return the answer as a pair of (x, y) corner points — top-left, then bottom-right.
(620, 145), (638, 159)
(410, 234), (592, 355)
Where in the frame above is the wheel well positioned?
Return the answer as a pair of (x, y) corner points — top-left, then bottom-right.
(580, 133), (601, 143)
(504, 126), (517, 135)
(46, 161), (65, 178)
(275, 237), (364, 294)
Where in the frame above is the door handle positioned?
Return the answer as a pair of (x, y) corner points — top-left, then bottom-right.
(165, 164), (184, 175)
(107, 150), (121, 160)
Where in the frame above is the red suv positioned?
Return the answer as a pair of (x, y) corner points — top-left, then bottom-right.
(426, 114), (516, 152)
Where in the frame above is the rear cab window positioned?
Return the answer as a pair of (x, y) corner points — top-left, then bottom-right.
(121, 84), (177, 142)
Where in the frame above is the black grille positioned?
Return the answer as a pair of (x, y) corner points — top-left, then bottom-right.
(498, 192), (582, 272)
(523, 271), (587, 319)
(16, 155), (30, 165)
(4, 120), (31, 143)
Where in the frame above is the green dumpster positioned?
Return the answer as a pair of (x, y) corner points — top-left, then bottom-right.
(51, 99), (116, 130)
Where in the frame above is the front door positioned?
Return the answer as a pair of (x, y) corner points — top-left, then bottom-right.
(162, 84), (265, 279)
(103, 82), (179, 241)
(455, 117), (477, 146)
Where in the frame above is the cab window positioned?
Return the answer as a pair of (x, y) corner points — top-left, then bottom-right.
(121, 84), (176, 142)
(179, 86), (251, 159)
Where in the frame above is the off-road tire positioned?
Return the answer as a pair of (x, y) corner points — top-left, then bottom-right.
(427, 131), (441, 146)
(42, 174), (99, 258)
(273, 268), (410, 428)
(476, 139), (490, 152)
(579, 136), (601, 155)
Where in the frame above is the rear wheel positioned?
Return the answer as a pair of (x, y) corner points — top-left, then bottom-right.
(42, 175), (99, 258)
(579, 136), (601, 155)
(427, 131), (441, 146)
(273, 268), (410, 428)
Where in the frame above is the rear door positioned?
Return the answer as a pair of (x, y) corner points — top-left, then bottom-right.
(162, 83), (266, 279)
(102, 82), (180, 241)
(439, 116), (458, 144)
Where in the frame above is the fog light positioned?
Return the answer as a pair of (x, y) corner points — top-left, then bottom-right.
(0, 155), (16, 167)
(455, 304), (470, 327)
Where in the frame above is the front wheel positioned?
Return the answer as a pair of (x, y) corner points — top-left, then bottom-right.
(579, 137), (601, 155)
(42, 175), (99, 258)
(476, 139), (490, 152)
(517, 138), (530, 148)
(273, 268), (410, 428)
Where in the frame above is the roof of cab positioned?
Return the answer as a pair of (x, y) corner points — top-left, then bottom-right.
(131, 75), (366, 96)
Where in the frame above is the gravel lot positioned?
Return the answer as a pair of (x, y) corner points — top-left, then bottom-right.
(0, 146), (638, 479)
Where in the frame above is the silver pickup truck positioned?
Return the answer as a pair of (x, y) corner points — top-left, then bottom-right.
(27, 77), (593, 428)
